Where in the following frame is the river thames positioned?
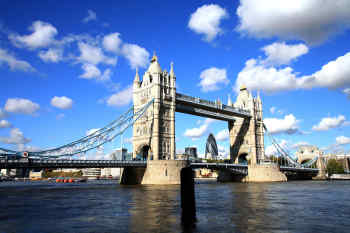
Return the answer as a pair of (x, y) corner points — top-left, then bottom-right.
(1, 180), (350, 233)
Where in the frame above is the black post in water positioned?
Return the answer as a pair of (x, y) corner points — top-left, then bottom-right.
(181, 167), (196, 227)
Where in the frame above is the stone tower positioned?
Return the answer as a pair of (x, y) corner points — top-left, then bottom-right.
(132, 53), (176, 160)
(228, 86), (264, 165)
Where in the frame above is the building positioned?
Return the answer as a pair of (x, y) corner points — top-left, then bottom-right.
(205, 134), (218, 160)
(185, 147), (198, 158)
(83, 168), (101, 177)
(110, 148), (128, 160)
(295, 145), (323, 164)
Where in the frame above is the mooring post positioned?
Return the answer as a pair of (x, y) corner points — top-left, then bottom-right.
(180, 167), (196, 227)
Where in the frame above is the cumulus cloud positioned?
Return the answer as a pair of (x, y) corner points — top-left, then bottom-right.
(17, 144), (41, 152)
(264, 114), (300, 134)
(0, 120), (11, 128)
(51, 96), (73, 109)
(0, 128), (31, 145)
(9, 21), (58, 49)
(188, 4), (228, 42)
(4, 98), (40, 115)
(79, 64), (113, 83)
(216, 129), (229, 141)
(199, 67), (229, 92)
(344, 88), (350, 99)
(38, 48), (63, 63)
(290, 141), (310, 149)
(103, 32), (122, 53)
(235, 50), (350, 93)
(121, 43), (149, 69)
(312, 115), (346, 131)
(78, 42), (117, 66)
(335, 136), (350, 146)
(261, 42), (309, 66)
(107, 85), (133, 107)
(0, 48), (35, 72)
(184, 118), (215, 139)
(83, 10), (97, 23)
(265, 139), (289, 156)
(236, 0), (350, 44)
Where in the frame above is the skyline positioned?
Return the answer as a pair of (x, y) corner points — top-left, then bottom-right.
(0, 0), (350, 158)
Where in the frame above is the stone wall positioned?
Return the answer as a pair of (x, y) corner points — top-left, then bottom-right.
(243, 164), (287, 182)
(142, 160), (189, 185)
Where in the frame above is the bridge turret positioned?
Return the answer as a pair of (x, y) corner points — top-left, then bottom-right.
(133, 68), (140, 87)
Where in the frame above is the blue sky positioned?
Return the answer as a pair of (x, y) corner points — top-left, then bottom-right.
(0, 0), (349, 158)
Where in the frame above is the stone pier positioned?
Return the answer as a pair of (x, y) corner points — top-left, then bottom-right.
(243, 164), (287, 182)
(120, 160), (189, 185)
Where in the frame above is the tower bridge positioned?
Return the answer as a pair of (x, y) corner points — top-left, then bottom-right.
(0, 53), (325, 184)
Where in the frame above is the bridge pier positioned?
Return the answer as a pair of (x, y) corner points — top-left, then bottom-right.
(120, 160), (189, 185)
(244, 164), (287, 182)
(217, 169), (246, 182)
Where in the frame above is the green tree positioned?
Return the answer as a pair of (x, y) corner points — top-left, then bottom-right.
(327, 159), (344, 176)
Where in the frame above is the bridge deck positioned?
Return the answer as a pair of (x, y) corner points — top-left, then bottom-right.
(0, 159), (147, 169)
(175, 93), (250, 121)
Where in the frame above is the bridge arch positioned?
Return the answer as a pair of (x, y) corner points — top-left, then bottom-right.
(237, 152), (249, 165)
(136, 144), (152, 160)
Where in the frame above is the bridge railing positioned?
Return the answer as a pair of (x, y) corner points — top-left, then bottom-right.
(176, 93), (250, 116)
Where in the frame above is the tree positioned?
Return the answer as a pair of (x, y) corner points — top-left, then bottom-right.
(326, 159), (344, 176)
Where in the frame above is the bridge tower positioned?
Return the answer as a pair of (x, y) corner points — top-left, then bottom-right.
(228, 86), (264, 165)
(133, 53), (176, 161)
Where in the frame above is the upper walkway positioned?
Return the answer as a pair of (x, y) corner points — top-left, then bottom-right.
(175, 93), (251, 121)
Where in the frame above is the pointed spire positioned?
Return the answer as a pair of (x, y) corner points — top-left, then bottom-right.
(151, 51), (158, 63)
(257, 90), (261, 102)
(134, 67), (140, 83)
(227, 94), (232, 106)
(170, 62), (175, 78)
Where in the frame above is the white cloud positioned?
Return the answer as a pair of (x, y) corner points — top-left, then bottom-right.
(291, 141), (310, 149)
(17, 144), (41, 152)
(107, 85), (133, 107)
(216, 129), (229, 141)
(83, 10), (97, 23)
(199, 67), (229, 92)
(103, 32), (122, 53)
(0, 128), (31, 145)
(51, 96), (73, 109)
(312, 115), (346, 131)
(236, 0), (350, 44)
(235, 50), (350, 93)
(261, 42), (308, 66)
(38, 48), (63, 63)
(335, 136), (350, 146)
(270, 107), (276, 114)
(184, 124), (208, 139)
(265, 139), (288, 156)
(0, 48), (35, 72)
(0, 120), (11, 128)
(4, 98), (40, 115)
(80, 63), (101, 79)
(121, 43), (149, 69)
(184, 118), (215, 139)
(78, 42), (117, 66)
(264, 114), (300, 134)
(235, 58), (299, 93)
(188, 4), (228, 42)
(344, 88), (350, 99)
(9, 21), (58, 49)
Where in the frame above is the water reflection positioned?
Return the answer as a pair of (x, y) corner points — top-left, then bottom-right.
(127, 185), (181, 233)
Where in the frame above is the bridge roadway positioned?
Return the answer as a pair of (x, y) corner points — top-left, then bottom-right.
(175, 93), (251, 121)
(0, 159), (318, 175)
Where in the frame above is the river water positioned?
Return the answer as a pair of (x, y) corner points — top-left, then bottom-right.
(1, 180), (350, 233)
